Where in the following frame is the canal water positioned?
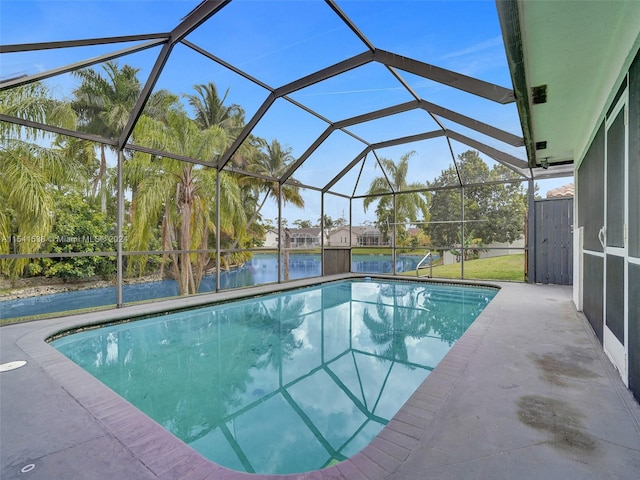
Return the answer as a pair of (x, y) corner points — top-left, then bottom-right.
(1, 253), (429, 320)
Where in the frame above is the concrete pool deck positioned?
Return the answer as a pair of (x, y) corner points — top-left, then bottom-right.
(2, 277), (640, 480)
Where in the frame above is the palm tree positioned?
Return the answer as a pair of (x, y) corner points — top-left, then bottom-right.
(317, 214), (334, 245)
(51, 136), (99, 196)
(184, 82), (245, 134)
(127, 107), (246, 295)
(184, 82), (261, 172)
(293, 219), (312, 228)
(0, 82), (79, 278)
(363, 151), (429, 242)
(72, 61), (142, 212)
(234, 138), (305, 249)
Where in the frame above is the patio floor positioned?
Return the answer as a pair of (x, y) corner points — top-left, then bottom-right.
(2, 277), (639, 480)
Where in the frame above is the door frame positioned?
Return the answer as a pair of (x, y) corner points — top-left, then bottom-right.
(602, 89), (629, 385)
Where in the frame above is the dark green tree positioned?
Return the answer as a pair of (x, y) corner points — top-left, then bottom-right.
(428, 150), (526, 250)
(36, 191), (117, 278)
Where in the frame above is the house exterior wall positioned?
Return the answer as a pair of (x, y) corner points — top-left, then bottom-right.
(288, 228), (322, 248)
(263, 230), (279, 248)
(576, 48), (640, 401)
(357, 228), (392, 246)
(478, 237), (526, 259)
(328, 227), (358, 247)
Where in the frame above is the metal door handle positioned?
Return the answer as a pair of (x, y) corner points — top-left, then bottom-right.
(598, 227), (606, 248)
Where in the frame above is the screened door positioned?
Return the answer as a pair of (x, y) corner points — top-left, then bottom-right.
(603, 91), (628, 385)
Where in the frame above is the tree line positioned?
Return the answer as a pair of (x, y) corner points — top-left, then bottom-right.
(1, 61), (305, 294)
(1, 61), (527, 294)
(362, 149), (527, 256)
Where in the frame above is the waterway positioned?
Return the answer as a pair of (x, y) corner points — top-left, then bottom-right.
(0, 253), (432, 320)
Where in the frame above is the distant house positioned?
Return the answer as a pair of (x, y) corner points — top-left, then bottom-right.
(479, 237), (526, 259)
(357, 226), (392, 246)
(263, 228), (279, 248)
(262, 225), (394, 248)
(328, 226), (358, 247)
(546, 183), (574, 198)
(289, 228), (322, 248)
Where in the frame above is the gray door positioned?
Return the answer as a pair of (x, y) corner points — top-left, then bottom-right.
(534, 198), (573, 285)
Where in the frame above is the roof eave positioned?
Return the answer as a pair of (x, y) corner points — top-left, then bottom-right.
(496, 0), (537, 169)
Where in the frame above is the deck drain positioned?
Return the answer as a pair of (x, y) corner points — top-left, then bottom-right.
(0, 360), (27, 372)
(21, 464), (35, 473)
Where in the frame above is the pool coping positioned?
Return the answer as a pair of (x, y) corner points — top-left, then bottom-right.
(14, 273), (502, 480)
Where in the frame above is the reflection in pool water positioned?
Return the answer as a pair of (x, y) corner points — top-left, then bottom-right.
(52, 279), (496, 474)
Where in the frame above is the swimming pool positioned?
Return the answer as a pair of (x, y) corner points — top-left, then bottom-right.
(51, 278), (497, 475)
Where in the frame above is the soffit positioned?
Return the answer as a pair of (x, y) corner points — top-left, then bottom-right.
(517, 0), (640, 168)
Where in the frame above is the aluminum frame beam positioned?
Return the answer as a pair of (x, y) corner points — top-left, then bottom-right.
(181, 39), (273, 92)
(0, 113), (118, 146)
(321, 130), (445, 194)
(371, 130), (445, 150)
(374, 49), (516, 104)
(117, 0), (232, 148)
(445, 130), (528, 175)
(323, 190), (351, 200)
(334, 101), (420, 129)
(325, 0), (376, 52)
(280, 101), (420, 184)
(496, 0), (537, 167)
(419, 100), (524, 147)
(386, 65), (422, 102)
(221, 165), (279, 183)
(217, 93), (276, 169)
(274, 51), (374, 98)
(0, 39), (166, 90)
(280, 126), (334, 184)
(0, 33), (169, 54)
(218, 50), (374, 170)
(323, 147), (371, 193)
(350, 175), (531, 199)
(124, 143), (216, 168)
(280, 97), (523, 187)
(171, 0), (232, 44)
(372, 150), (395, 192)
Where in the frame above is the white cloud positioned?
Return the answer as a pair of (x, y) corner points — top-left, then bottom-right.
(439, 35), (504, 61)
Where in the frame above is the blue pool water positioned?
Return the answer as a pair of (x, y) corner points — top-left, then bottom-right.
(51, 279), (496, 474)
(1, 253), (435, 320)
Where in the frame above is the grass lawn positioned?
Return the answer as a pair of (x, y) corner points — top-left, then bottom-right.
(404, 253), (525, 282)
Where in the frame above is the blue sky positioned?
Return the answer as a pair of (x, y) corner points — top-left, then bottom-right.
(1, 0), (571, 225)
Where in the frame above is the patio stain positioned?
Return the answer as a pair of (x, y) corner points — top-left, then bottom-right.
(517, 395), (597, 453)
(530, 347), (599, 386)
